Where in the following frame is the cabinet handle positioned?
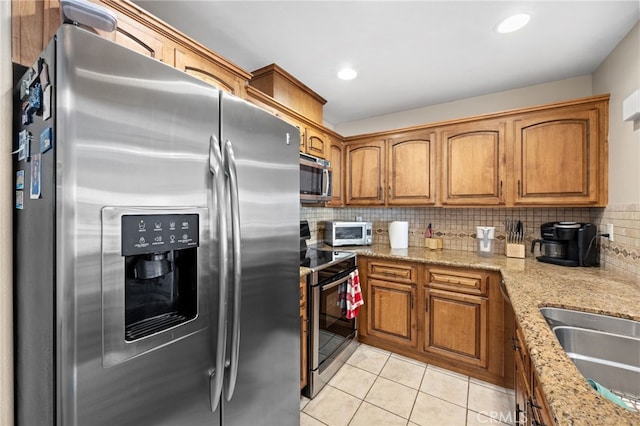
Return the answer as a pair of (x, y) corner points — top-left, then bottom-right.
(527, 399), (542, 410)
(500, 180), (503, 197)
(515, 403), (525, 425)
(517, 180), (521, 197)
(510, 336), (521, 351)
(411, 295), (414, 309)
(389, 184), (392, 198)
(425, 297), (429, 312)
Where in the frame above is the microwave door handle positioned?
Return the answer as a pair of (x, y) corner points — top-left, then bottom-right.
(322, 168), (330, 197)
(208, 135), (228, 412)
(223, 139), (242, 402)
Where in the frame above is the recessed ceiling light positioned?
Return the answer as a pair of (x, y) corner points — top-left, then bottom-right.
(496, 13), (531, 34)
(337, 68), (357, 80)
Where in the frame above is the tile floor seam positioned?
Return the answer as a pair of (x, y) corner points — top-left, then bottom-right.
(407, 361), (429, 424)
(345, 397), (365, 426)
(363, 364), (419, 422)
(418, 388), (469, 410)
(351, 400), (414, 426)
(301, 410), (330, 426)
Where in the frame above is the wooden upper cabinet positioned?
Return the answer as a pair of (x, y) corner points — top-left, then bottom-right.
(387, 132), (437, 206)
(345, 139), (386, 205)
(101, 12), (165, 61)
(249, 64), (327, 125)
(173, 47), (241, 95)
(13, 0), (165, 64)
(12, 0), (56, 66)
(513, 104), (604, 206)
(303, 127), (328, 159)
(12, 0), (250, 96)
(440, 120), (506, 206)
(327, 138), (344, 207)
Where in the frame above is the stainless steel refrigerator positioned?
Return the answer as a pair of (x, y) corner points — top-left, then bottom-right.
(13, 24), (300, 426)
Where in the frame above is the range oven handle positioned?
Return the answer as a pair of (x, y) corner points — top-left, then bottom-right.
(208, 135), (228, 413)
(321, 271), (352, 291)
(223, 138), (242, 402)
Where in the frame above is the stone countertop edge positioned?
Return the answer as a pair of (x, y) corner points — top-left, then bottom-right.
(300, 266), (312, 277)
(323, 244), (640, 425)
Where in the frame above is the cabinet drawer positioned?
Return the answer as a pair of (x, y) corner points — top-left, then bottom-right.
(426, 268), (487, 296)
(368, 261), (417, 283)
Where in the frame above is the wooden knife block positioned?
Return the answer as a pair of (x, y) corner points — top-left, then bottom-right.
(506, 243), (525, 258)
(425, 238), (443, 250)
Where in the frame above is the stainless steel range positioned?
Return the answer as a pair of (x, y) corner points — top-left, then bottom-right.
(300, 222), (359, 398)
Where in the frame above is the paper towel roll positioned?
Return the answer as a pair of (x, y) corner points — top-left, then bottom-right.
(389, 221), (409, 249)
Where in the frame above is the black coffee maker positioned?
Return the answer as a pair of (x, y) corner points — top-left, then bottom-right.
(531, 222), (598, 267)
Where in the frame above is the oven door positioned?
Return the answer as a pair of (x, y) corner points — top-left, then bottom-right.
(310, 268), (357, 374)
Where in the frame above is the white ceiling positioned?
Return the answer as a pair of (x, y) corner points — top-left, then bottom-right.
(133, 1), (639, 127)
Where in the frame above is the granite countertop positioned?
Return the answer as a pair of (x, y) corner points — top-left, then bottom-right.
(312, 244), (640, 425)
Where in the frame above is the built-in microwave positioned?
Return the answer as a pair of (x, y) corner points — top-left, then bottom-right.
(324, 221), (372, 246)
(300, 153), (332, 203)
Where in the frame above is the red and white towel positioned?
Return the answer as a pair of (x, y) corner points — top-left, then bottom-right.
(345, 269), (364, 319)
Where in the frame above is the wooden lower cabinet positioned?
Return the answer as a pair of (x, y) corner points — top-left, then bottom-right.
(509, 303), (554, 425)
(423, 289), (488, 368)
(361, 258), (418, 348)
(366, 279), (417, 347)
(300, 276), (308, 390)
(358, 257), (509, 387)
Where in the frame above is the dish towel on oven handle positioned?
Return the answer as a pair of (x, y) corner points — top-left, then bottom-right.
(346, 269), (364, 319)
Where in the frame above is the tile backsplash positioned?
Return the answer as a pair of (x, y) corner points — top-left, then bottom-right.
(301, 205), (640, 284)
(592, 203), (640, 283)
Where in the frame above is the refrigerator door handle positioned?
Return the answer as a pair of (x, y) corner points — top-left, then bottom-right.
(208, 135), (228, 412)
(223, 138), (242, 401)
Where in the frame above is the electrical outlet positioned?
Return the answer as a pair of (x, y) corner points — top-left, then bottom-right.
(607, 223), (614, 241)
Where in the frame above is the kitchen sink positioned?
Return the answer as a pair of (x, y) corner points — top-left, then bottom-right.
(539, 307), (640, 411)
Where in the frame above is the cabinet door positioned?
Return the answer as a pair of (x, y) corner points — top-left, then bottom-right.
(367, 279), (417, 347)
(304, 127), (328, 159)
(514, 355), (530, 426)
(440, 121), (506, 205)
(387, 133), (436, 205)
(532, 373), (554, 426)
(513, 107), (600, 205)
(345, 140), (386, 205)
(300, 276), (307, 390)
(327, 140), (344, 207)
(424, 289), (488, 368)
(174, 47), (241, 95)
(13, 0), (66, 66)
(111, 14), (165, 61)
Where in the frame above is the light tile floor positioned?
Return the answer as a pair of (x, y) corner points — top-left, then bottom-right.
(301, 344), (515, 426)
